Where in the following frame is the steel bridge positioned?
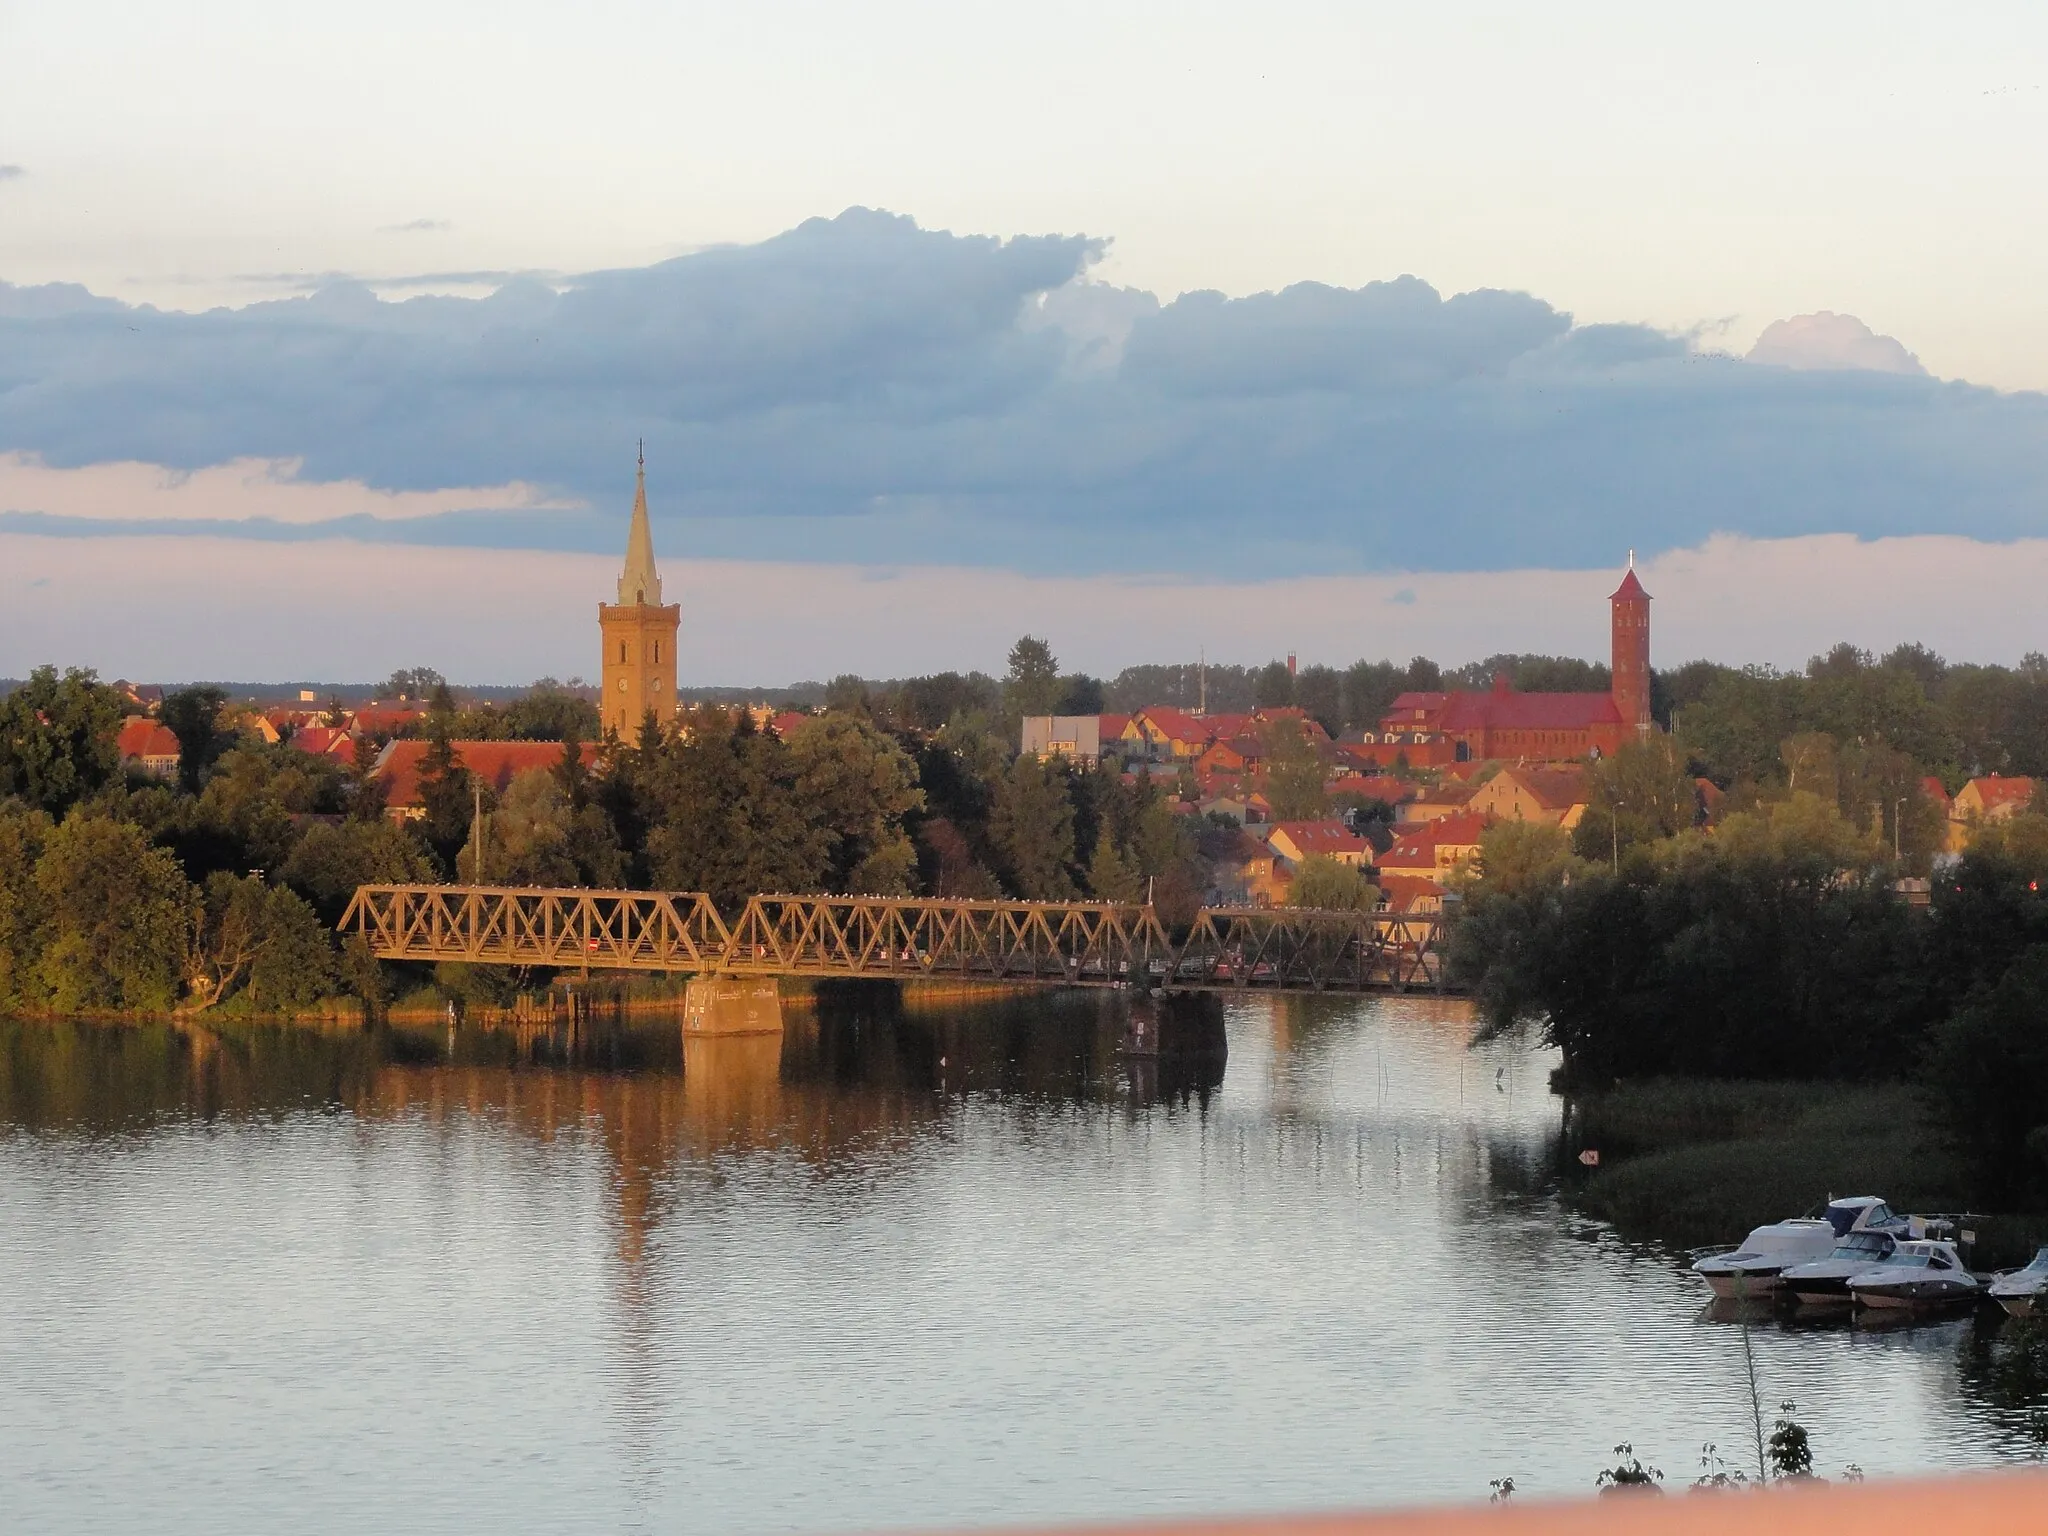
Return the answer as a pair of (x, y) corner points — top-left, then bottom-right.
(338, 885), (1449, 995)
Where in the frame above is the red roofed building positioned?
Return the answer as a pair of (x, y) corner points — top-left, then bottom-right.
(1371, 563), (1656, 763)
(352, 705), (428, 736)
(374, 740), (600, 822)
(769, 711), (813, 739)
(1263, 820), (1372, 869)
(288, 726), (356, 761)
(1467, 764), (1591, 830)
(1949, 774), (2036, 850)
(117, 717), (182, 779)
(1126, 706), (1218, 761)
(1377, 810), (1491, 881)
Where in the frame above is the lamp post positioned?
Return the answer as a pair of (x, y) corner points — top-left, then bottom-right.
(1611, 799), (1626, 874)
(1894, 796), (1907, 865)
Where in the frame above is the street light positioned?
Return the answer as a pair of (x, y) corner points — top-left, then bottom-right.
(1895, 796), (1907, 864)
(1611, 799), (1626, 874)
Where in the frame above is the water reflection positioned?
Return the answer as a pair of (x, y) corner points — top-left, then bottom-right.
(1, 993), (2042, 1536)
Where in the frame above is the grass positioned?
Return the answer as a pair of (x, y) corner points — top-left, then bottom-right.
(1567, 1078), (2047, 1264)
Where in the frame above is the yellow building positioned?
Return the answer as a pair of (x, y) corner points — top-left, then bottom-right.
(599, 451), (681, 738)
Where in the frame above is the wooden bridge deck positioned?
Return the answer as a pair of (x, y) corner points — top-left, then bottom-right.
(338, 886), (1449, 995)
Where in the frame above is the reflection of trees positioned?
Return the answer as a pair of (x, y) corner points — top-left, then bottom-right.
(1955, 1314), (2048, 1457)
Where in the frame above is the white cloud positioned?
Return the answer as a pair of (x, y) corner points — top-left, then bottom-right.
(0, 453), (581, 524)
(2, 529), (2041, 685)
(1747, 312), (1925, 376)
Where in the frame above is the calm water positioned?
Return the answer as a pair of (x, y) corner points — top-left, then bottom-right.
(1, 994), (2041, 1534)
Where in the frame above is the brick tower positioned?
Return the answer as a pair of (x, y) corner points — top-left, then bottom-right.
(1609, 555), (1652, 736)
(598, 448), (681, 738)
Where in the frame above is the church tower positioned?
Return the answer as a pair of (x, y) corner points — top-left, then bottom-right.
(1609, 556), (1652, 736)
(598, 449), (681, 738)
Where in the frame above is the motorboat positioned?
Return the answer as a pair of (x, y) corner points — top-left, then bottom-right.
(1781, 1229), (1906, 1305)
(1847, 1239), (1981, 1310)
(1988, 1246), (2048, 1319)
(1693, 1196), (1907, 1299)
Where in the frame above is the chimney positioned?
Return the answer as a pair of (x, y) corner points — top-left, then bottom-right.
(1287, 653), (1297, 678)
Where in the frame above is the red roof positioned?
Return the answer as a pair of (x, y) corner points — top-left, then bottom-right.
(1265, 820), (1371, 859)
(375, 739), (598, 809)
(1134, 706), (1213, 745)
(1378, 872), (1446, 912)
(1920, 776), (1951, 808)
(1967, 775), (2035, 811)
(1610, 566), (1650, 602)
(1495, 764), (1590, 810)
(1378, 811), (1490, 872)
(289, 726), (355, 759)
(353, 705), (427, 734)
(1439, 688), (1622, 732)
(117, 718), (181, 760)
(769, 711), (811, 738)
(1097, 713), (1132, 741)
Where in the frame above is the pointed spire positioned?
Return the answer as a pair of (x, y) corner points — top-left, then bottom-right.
(618, 449), (662, 606)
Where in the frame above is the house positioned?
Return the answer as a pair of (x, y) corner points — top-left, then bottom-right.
(373, 739), (600, 822)
(352, 705), (428, 737)
(1020, 714), (1105, 764)
(769, 711), (812, 739)
(1195, 734), (1265, 780)
(1264, 819), (1373, 869)
(1377, 871), (1447, 914)
(1466, 764), (1590, 830)
(287, 725), (357, 761)
(1397, 780), (1477, 825)
(1200, 825), (1288, 906)
(1950, 774), (2036, 850)
(116, 717), (182, 779)
(1124, 706), (1219, 761)
(1377, 810), (1491, 881)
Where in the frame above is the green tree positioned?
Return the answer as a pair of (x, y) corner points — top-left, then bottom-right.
(1472, 821), (1579, 896)
(786, 715), (925, 894)
(1004, 636), (1063, 719)
(1928, 943), (2048, 1205)
(459, 769), (582, 886)
(991, 753), (1078, 898)
(0, 665), (126, 815)
(1263, 717), (1329, 820)
(383, 666), (445, 700)
(1287, 855), (1377, 912)
(160, 685), (232, 792)
(413, 720), (475, 875)
(1254, 660), (1296, 708)
(195, 874), (338, 1011)
(34, 816), (195, 1012)
(279, 818), (438, 926)
(505, 680), (601, 741)
(1087, 829), (1143, 902)
(1574, 735), (1698, 865)
(0, 804), (55, 1008)
(1295, 664), (1343, 735)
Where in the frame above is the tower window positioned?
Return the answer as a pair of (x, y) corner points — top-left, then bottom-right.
(653, 641), (661, 664)
(620, 641), (628, 664)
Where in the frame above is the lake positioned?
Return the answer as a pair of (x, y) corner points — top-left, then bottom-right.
(1, 991), (2040, 1534)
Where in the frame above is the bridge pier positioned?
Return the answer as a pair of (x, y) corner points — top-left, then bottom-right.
(683, 976), (785, 1036)
(1121, 990), (1228, 1060)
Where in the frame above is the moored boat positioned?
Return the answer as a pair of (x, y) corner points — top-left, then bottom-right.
(1987, 1246), (2048, 1319)
(1693, 1196), (1907, 1299)
(1782, 1229), (1904, 1305)
(1847, 1239), (1980, 1310)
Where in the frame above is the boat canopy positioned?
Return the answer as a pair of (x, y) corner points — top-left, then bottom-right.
(1825, 1198), (1893, 1236)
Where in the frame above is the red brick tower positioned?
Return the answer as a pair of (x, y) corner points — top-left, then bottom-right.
(1610, 557), (1652, 736)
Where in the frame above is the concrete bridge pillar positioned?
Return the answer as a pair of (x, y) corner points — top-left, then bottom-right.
(684, 976), (785, 1036)
(1122, 991), (1227, 1059)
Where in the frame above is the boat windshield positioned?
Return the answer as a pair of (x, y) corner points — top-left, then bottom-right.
(1835, 1233), (1892, 1257)
(2027, 1248), (2048, 1274)
(1826, 1201), (1889, 1236)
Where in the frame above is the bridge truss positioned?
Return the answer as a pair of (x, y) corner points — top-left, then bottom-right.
(338, 886), (1448, 995)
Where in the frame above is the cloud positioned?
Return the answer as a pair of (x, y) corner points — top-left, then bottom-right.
(378, 218), (452, 234)
(0, 207), (2043, 580)
(5, 530), (2045, 686)
(1748, 312), (1926, 376)
(0, 452), (581, 525)
(0, 165), (23, 183)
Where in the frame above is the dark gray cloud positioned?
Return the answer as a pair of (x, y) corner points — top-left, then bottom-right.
(1, 205), (2045, 577)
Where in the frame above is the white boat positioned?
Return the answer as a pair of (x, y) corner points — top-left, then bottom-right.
(1693, 1197), (1906, 1299)
(1782, 1229), (1906, 1305)
(1847, 1239), (1981, 1310)
(1988, 1246), (2048, 1319)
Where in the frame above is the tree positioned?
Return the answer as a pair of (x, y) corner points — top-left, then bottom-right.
(195, 874), (338, 1011)
(1472, 821), (1579, 896)
(279, 818), (437, 926)
(1287, 856), (1377, 912)
(1573, 735), (1698, 864)
(0, 804), (55, 1009)
(34, 815), (195, 1012)
(1254, 660), (1296, 708)
(1004, 636), (1063, 719)
(1263, 717), (1329, 820)
(0, 665), (126, 816)
(413, 719), (475, 875)
(1295, 664), (1342, 735)
(1087, 830), (1143, 902)
(991, 754), (1077, 898)
(460, 769), (582, 886)
(383, 667), (445, 700)
(160, 685), (233, 792)
(1928, 943), (2048, 1205)
(785, 715), (925, 893)
(505, 680), (600, 742)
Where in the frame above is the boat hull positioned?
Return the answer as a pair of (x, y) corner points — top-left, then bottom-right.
(1701, 1270), (1786, 1300)
(1992, 1293), (2038, 1319)
(1852, 1281), (1976, 1310)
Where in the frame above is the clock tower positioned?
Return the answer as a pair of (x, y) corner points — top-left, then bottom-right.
(598, 448), (681, 739)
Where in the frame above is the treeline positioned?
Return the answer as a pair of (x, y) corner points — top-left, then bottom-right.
(1452, 780), (2048, 1206)
(0, 654), (1208, 1016)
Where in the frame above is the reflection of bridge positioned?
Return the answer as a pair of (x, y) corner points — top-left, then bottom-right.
(339, 886), (1449, 994)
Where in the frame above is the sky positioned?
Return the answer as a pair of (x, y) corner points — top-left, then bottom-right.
(4, 2), (2047, 683)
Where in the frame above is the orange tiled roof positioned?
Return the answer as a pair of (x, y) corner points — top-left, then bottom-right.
(375, 739), (598, 809)
(117, 718), (181, 760)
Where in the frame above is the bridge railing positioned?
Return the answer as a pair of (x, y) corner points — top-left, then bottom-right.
(339, 886), (1448, 994)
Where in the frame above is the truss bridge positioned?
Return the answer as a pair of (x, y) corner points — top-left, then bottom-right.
(338, 886), (1450, 995)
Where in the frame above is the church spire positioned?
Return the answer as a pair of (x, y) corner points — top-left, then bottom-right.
(617, 443), (662, 606)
